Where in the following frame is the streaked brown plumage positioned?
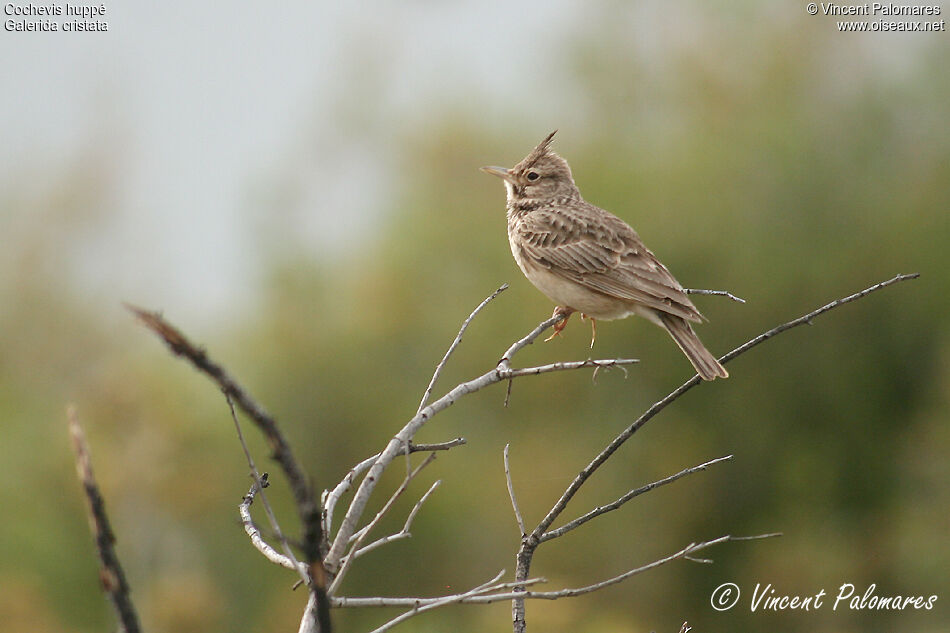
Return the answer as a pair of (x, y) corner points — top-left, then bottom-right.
(481, 131), (728, 380)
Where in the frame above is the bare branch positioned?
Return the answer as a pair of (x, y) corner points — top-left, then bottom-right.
(241, 475), (309, 575)
(684, 287), (746, 303)
(497, 314), (564, 370)
(503, 357), (638, 379)
(719, 273), (920, 363)
(411, 439), (468, 452)
(345, 454), (438, 546)
(417, 284), (508, 414)
(530, 273), (920, 543)
(513, 535), (769, 599)
(336, 535), (776, 609)
(325, 296), (614, 572)
(351, 480), (441, 560)
(511, 273), (919, 631)
(366, 570), (507, 633)
(541, 455), (733, 542)
(228, 395), (309, 585)
(504, 444), (527, 537)
(333, 576), (548, 608)
(323, 438), (465, 539)
(329, 453), (438, 595)
(125, 306), (325, 567)
(67, 406), (142, 633)
(126, 305), (332, 632)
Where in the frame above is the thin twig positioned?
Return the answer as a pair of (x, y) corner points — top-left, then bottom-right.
(504, 444), (527, 537)
(335, 534), (776, 609)
(324, 438), (465, 536)
(240, 475), (309, 575)
(329, 453), (438, 595)
(126, 305), (332, 632)
(541, 455), (733, 542)
(503, 358), (638, 379)
(511, 273), (919, 631)
(511, 534), (778, 599)
(411, 439), (468, 452)
(227, 395), (309, 586)
(685, 287), (746, 303)
(530, 274), (919, 543)
(126, 306), (326, 566)
(719, 273), (919, 364)
(351, 480), (441, 561)
(417, 284), (508, 414)
(345, 454), (438, 546)
(366, 570), (507, 633)
(333, 576), (548, 608)
(497, 314), (564, 370)
(67, 407), (142, 633)
(325, 296), (620, 572)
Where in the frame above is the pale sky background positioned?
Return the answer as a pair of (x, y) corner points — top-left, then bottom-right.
(0, 1), (938, 323)
(0, 0), (590, 322)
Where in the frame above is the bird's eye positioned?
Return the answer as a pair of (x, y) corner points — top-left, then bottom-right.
(526, 171), (540, 181)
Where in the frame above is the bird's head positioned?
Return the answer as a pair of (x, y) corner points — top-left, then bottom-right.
(481, 131), (578, 205)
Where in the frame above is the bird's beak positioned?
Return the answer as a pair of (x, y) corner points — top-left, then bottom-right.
(480, 165), (515, 183)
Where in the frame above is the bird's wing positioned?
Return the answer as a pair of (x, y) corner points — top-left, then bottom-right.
(513, 203), (704, 322)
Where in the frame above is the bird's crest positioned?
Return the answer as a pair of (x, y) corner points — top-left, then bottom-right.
(521, 130), (558, 169)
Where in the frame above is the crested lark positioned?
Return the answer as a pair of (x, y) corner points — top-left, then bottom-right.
(481, 131), (728, 381)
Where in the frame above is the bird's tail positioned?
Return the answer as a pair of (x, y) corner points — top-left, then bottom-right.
(658, 313), (728, 381)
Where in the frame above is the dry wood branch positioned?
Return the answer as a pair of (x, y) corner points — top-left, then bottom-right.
(351, 480), (441, 561)
(330, 453), (438, 595)
(497, 315), (564, 370)
(417, 284), (508, 414)
(127, 306), (322, 553)
(540, 455), (733, 542)
(504, 358), (638, 379)
(67, 407), (142, 633)
(324, 438), (465, 536)
(360, 572), (547, 633)
(333, 576), (548, 608)
(366, 570), (506, 633)
(531, 273), (918, 542)
(241, 475), (309, 575)
(334, 534), (775, 609)
(325, 303), (636, 573)
(685, 287), (746, 303)
(514, 534), (775, 599)
(228, 395), (309, 585)
(511, 273), (919, 632)
(126, 305), (331, 632)
(504, 444), (527, 537)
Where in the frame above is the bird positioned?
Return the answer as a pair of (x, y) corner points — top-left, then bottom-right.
(481, 131), (728, 381)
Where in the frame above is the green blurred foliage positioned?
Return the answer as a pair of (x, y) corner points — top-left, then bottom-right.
(2, 7), (948, 633)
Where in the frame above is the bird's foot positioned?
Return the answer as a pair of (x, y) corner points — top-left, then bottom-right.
(580, 313), (597, 349)
(544, 306), (575, 342)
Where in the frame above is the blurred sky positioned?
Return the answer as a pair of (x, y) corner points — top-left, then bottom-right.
(0, 1), (943, 324)
(0, 0), (596, 321)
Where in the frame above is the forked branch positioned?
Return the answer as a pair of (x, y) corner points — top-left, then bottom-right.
(510, 272), (919, 633)
(126, 305), (332, 632)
